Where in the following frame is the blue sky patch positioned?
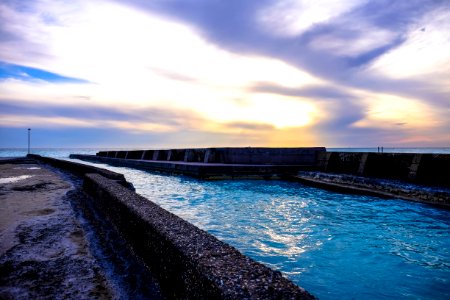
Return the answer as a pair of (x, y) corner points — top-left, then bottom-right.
(0, 61), (89, 83)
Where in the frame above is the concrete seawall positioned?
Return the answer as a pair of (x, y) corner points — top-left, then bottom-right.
(75, 148), (449, 187)
(29, 155), (315, 299)
(317, 152), (450, 187)
(84, 173), (314, 299)
(71, 149), (450, 207)
(71, 147), (326, 179)
(97, 147), (325, 165)
(27, 154), (133, 189)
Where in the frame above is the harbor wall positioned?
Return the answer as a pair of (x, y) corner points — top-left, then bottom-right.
(27, 154), (133, 189)
(96, 147), (326, 165)
(318, 152), (450, 187)
(84, 173), (314, 299)
(92, 148), (449, 187)
(28, 155), (315, 299)
(70, 154), (313, 179)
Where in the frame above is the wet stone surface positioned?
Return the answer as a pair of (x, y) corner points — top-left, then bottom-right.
(296, 171), (450, 207)
(0, 163), (113, 299)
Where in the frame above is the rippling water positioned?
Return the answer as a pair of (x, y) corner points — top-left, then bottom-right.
(65, 159), (450, 300)
(1, 148), (450, 298)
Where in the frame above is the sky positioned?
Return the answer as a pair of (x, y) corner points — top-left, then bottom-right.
(1, 0), (449, 148)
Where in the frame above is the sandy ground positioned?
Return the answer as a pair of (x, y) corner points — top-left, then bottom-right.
(0, 161), (113, 299)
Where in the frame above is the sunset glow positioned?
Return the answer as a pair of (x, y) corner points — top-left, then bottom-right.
(1, 0), (449, 148)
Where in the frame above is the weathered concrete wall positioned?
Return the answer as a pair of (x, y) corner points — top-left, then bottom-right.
(28, 155), (315, 298)
(416, 154), (450, 186)
(27, 154), (132, 189)
(95, 147), (326, 165)
(83, 173), (315, 299)
(168, 149), (186, 161)
(184, 149), (206, 162)
(142, 150), (155, 160)
(70, 154), (310, 179)
(294, 171), (450, 208)
(319, 152), (450, 187)
(213, 147), (323, 165)
(125, 150), (144, 160)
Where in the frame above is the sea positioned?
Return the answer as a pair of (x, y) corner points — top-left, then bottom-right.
(1, 147), (449, 299)
(1, 147), (450, 158)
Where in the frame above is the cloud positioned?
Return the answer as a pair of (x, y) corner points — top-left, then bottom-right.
(257, 0), (368, 37)
(1, 0), (450, 147)
(250, 82), (355, 100)
(0, 98), (205, 132)
(225, 122), (275, 131)
(369, 7), (450, 79)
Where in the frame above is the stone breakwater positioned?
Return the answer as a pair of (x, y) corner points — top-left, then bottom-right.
(71, 147), (449, 207)
(293, 172), (450, 208)
(317, 151), (450, 188)
(28, 155), (316, 299)
(71, 147), (326, 179)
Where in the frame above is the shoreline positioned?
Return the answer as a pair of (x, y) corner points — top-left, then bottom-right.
(1, 156), (315, 299)
(0, 158), (163, 299)
(0, 158), (114, 298)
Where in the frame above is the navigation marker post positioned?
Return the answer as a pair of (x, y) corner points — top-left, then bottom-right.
(28, 128), (31, 154)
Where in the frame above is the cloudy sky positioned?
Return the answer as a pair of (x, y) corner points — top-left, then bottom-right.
(1, 0), (449, 148)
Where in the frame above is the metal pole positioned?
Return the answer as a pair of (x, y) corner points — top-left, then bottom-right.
(27, 128), (30, 154)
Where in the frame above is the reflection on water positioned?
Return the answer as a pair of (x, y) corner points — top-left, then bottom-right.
(69, 159), (450, 300)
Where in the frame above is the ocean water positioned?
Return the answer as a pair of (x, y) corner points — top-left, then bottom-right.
(65, 158), (450, 300)
(0, 147), (450, 158)
(2, 148), (450, 299)
(0, 148), (100, 158)
(328, 147), (450, 154)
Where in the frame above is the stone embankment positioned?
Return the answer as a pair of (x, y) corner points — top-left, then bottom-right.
(293, 171), (450, 208)
(0, 158), (117, 299)
(317, 151), (450, 188)
(71, 147), (326, 179)
(16, 155), (315, 299)
(73, 148), (449, 207)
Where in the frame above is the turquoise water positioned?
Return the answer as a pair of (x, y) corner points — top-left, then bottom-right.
(2, 149), (450, 299)
(65, 159), (450, 300)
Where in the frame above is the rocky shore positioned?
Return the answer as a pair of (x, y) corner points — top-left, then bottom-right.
(293, 171), (450, 207)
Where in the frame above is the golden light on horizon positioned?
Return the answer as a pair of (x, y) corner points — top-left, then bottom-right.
(353, 94), (439, 129)
(1, 0), (449, 148)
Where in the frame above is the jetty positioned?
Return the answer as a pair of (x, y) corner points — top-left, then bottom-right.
(71, 147), (450, 207)
(2, 147), (449, 299)
(1, 155), (315, 299)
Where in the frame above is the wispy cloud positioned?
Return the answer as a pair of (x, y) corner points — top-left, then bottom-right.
(0, 0), (449, 147)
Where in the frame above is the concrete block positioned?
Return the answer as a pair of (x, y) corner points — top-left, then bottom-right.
(142, 150), (155, 160)
(116, 151), (127, 159)
(183, 149), (206, 162)
(364, 153), (414, 179)
(326, 152), (364, 174)
(126, 150), (144, 160)
(168, 149), (186, 161)
(416, 154), (450, 187)
(83, 173), (315, 299)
